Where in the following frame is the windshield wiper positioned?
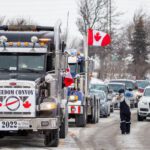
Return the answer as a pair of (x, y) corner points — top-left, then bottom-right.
(19, 68), (41, 73)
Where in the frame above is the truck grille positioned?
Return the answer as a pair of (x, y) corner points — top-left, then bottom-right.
(140, 108), (149, 112)
(0, 81), (36, 118)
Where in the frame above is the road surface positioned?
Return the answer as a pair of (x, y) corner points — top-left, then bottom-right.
(0, 109), (150, 150)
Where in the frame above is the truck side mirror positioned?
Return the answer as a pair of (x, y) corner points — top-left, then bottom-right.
(62, 41), (66, 53)
(45, 74), (55, 83)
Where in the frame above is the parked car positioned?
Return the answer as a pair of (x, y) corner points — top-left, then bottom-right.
(110, 79), (138, 108)
(99, 91), (111, 117)
(108, 82), (126, 93)
(137, 86), (150, 121)
(90, 79), (114, 112)
(108, 82), (126, 109)
(89, 90), (111, 117)
(135, 80), (150, 102)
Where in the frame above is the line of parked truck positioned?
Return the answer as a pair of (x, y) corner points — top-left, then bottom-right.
(0, 21), (104, 147)
(0, 21), (149, 147)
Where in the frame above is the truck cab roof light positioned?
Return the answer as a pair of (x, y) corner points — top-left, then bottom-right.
(40, 42), (45, 47)
(9, 42), (13, 46)
(24, 42), (29, 47)
(0, 42), (47, 48)
(17, 42), (21, 47)
(39, 38), (51, 44)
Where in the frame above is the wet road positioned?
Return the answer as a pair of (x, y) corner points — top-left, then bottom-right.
(0, 109), (150, 150)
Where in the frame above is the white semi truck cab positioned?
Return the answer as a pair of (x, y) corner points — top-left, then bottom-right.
(0, 22), (68, 147)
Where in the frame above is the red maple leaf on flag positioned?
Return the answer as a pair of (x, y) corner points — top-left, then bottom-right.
(94, 32), (101, 41)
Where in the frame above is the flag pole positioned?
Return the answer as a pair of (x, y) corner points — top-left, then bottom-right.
(84, 34), (89, 96)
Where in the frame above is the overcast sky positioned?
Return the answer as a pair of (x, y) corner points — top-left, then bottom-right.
(0, 0), (150, 39)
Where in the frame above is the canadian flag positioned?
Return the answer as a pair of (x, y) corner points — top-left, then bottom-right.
(88, 28), (111, 47)
(64, 67), (74, 87)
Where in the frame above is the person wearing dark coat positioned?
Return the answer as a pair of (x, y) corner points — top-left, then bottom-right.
(113, 89), (131, 134)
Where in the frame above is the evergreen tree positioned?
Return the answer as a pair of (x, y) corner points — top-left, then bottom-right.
(130, 16), (149, 79)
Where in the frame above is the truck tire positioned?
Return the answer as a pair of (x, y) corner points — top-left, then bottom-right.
(137, 113), (144, 121)
(96, 99), (100, 123)
(44, 129), (59, 147)
(0, 132), (4, 138)
(76, 107), (87, 127)
(110, 105), (114, 113)
(91, 97), (97, 124)
(18, 130), (28, 136)
(60, 109), (68, 138)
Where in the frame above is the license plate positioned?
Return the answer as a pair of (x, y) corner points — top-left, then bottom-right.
(0, 121), (30, 130)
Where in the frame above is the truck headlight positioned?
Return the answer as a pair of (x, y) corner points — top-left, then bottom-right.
(69, 95), (78, 102)
(40, 102), (57, 111)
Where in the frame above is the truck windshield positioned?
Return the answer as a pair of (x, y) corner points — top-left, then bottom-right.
(0, 54), (45, 72)
(0, 55), (17, 71)
(69, 64), (77, 77)
(69, 62), (84, 77)
(18, 55), (45, 71)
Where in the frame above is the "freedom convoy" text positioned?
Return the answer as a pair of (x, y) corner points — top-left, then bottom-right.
(0, 90), (34, 95)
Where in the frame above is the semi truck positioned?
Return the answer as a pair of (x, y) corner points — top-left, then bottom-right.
(66, 49), (100, 127)
(0, 21), (68, 147)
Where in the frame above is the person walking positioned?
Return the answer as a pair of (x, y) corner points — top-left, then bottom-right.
(113, 89), (131, 134)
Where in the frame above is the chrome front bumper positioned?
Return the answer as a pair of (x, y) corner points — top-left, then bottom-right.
(0, 118), (59, 131)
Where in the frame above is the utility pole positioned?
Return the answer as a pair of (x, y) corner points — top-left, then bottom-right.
(109, 0), (112, 36)
(65, 11), (69, 44)
(107, 0), (112, 35)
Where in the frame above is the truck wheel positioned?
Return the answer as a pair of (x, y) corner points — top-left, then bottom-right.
(96, 100), (100, 123)
(110, 105), (114, 113)
(137, 114), (144, 121)
(18, 130), (28, 136)
(44, 129), (59, 147)
(60, 109), (68, 138)
(0, 132), (4, 138)
(91, 98), (97, 124)
(76, 107), (87, 127)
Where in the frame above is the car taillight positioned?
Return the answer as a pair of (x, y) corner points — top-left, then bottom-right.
(138, 88), (144, 93)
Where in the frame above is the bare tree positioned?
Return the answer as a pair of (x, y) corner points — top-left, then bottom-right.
(76, 0), (108, 35)
(76, 0), (123, 79)
(6, 17), (36, 26)
(0, 16), (5, 25)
